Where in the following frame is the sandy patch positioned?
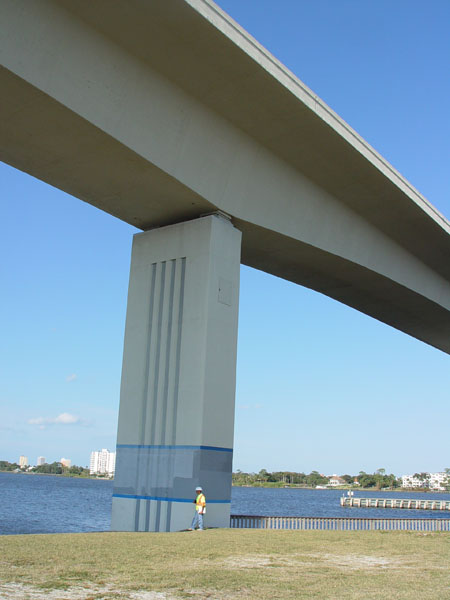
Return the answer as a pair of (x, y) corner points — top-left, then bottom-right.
(221, 553), (317, 570)
(311, 553), (403, 570)
(0, 582), (174, 600)
(220, 552), (407, 572)
(0, 583), (251, 600)
(221, 555), (273, 569)
(183, 589), (252, 599)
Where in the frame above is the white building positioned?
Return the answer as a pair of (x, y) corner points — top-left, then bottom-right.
(429, 472), (448, 491)
(60, 458), (71, 468)
(401, 474), (427, 488)
(19, 455), (28, 467)
(37, 456), (45, 466)
(90, 449), (115, 476)
(401, 472), (448, 490)
(328, 475), (346, 487)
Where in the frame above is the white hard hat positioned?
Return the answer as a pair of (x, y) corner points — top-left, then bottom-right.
(195, 486), (203, 491)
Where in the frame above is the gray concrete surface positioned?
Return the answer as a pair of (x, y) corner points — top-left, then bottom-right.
(111, 215), (241, 531)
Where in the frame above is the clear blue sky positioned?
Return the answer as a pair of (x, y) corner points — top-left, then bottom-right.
(1, 0), (449, 476)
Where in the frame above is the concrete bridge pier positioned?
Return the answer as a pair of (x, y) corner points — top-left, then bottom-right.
(111, 214), (242, 532)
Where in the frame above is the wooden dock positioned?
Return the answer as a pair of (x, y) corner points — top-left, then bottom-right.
(340, 497), (450, 511)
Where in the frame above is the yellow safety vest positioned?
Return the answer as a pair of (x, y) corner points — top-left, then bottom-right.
(195, 493), (206, 514)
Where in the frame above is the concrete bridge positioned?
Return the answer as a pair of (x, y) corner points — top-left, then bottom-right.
(1, 0), (449, 531)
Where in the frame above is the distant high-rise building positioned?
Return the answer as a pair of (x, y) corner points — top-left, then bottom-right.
(37, 456), (46, 466)
(90, 449), (115, 476)
(19, 455), (28, 467)
(60, 458), (71, 468)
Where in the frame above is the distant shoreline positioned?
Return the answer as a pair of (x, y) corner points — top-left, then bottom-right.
(0, 470), (113, 481)
(231, 483), (443, 493)
(1, 472), (444, 493)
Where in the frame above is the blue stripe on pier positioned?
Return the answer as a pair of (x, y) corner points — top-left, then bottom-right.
(116, 444), (233, 453)
(112, 493), (231, 503)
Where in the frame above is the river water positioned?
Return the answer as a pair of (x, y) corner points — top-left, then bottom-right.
(1, 472), (449, 535)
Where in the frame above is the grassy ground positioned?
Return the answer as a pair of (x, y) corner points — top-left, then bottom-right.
(0, 529), (449, 599)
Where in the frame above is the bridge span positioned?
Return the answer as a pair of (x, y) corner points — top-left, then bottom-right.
(1, 0), (449, 531)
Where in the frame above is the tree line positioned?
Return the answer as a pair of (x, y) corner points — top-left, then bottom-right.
(232, 468), (401, 489)
(0, 460), (90, 477)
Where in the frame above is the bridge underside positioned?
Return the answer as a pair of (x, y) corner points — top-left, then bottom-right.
(1, 0), (449, 530)
(1, 63), (449, 354)
(1, 0), (449, 354)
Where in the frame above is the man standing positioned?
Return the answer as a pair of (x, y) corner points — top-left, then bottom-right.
(189, 486), (206, 530)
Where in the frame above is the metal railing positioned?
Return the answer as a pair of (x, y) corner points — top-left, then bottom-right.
(230, 515), (450, 531)
(340, 497), (450, 510)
